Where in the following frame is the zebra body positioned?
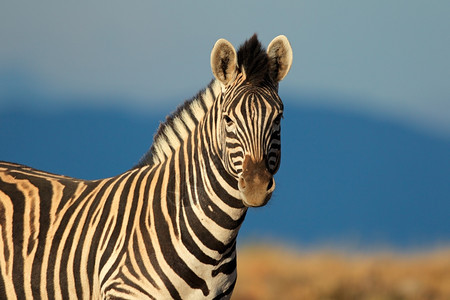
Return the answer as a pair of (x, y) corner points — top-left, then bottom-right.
(0, 35), (292, 299)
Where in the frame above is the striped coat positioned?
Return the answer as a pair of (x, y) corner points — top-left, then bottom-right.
(0, 34), (292, 299)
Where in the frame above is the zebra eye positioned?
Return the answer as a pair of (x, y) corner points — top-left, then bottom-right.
(273, 113), (283, 126)
(223, 115), (234, 127)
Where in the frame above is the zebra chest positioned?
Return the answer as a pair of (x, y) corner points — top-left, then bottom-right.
(100, 250), (237, 299)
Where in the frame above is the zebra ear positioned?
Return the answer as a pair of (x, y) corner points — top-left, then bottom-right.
(267, 35), (293, 82)
(211, 38), (238, 86)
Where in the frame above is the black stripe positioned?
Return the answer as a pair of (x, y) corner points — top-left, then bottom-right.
(55, 178), (87, 214)
(131, 234), (158, 288)
(175, 150), (218, 264)
(101, 170), (143, 289)
(201, 157), (246, 217)
(0, 271), (6, 299)
(166, 158), (179, 239)
(56, 185), (98, 298)
(129, 168), (159, 289)
(141, 167), (182, 300)
(116, 271), (156, 300)
(153, 161), (210, 297)
(5, 182), (26, 299)
(0, 180), (11, 265)
(183, 196), (226, 254)
(98, 173), (134, 287)
(178, 216), (218, 265)
(0, 180), (25, 298)
(32, 176), (75, 299)
(0, 180), (7, 298)
(212, 256), (236, 277)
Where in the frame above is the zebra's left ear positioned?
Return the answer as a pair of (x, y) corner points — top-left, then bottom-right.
(267, 35), (293, 83)
(211, 38), (238, 86)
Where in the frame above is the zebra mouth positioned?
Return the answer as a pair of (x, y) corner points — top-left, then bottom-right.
(238, 155), (276, 207)
(239, 175), (275, 207)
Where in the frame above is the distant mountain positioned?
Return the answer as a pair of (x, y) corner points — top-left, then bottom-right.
(1, 96), (449, 249)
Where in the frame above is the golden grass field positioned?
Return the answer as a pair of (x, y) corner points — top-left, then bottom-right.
(232, 245), (450, 300)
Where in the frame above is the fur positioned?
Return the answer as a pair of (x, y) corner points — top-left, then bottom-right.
(136, 35), (273, 168)
(237, 34), (271, 85)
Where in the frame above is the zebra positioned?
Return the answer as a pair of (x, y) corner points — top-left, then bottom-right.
(0, 34), (292, 299)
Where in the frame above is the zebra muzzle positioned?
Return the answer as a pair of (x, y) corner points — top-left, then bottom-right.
(238, 155), (275, 207)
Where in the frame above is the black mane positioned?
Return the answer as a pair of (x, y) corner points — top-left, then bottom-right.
(237, 34), (270, 85)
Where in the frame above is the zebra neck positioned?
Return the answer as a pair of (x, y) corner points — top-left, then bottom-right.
(159, 124), (246, 250)
(140, 149), (246, 262)
(190, 108), (248, 246)
(138, 77), (247, 247)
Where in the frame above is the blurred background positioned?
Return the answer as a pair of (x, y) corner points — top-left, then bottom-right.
(1, 1), (449, 298)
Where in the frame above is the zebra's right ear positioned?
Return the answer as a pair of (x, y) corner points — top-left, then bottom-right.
(267, 35), (293, 83)
(211, 38), (238, 86)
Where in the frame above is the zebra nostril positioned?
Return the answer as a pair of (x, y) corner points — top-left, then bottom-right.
(239, 176), (246, 189)
(266, 178), (274, 191)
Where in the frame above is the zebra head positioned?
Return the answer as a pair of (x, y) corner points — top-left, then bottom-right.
(210, 35), (293, 207)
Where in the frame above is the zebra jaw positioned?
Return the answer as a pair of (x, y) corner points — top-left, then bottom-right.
(238, 155), (275, 207)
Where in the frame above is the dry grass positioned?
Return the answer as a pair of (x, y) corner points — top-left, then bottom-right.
(232, 245), (450, 300)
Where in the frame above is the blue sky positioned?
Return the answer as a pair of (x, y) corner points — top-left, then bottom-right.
(1, 1), (450, 248)
(1, 1), (449, 137)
